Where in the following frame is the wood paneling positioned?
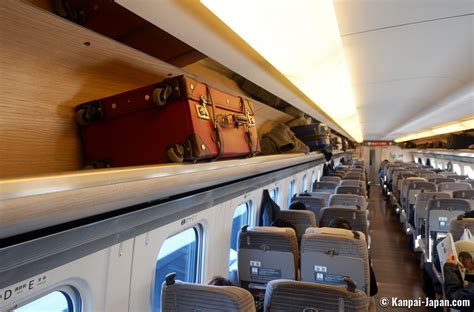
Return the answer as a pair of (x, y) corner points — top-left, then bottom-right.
(0, 1), (184, 177)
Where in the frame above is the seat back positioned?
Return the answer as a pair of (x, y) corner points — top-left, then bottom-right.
(406, 182), (437, 226)
(238, 226), (298, 285)
(291, 195), (326, 221)
(329, 194), (367, 209)
(303, 191), (332, 204)
(335, 186), (365, 197)
(426, 199), (471, 261)
(400, 178), (427, 208)
(395, 172), (418, 198)
(161, 273), (256, 312)
(264, 279), (368, 312)
(278, 210), (317, 241)
(453, 189), (474, 199)
(428, 177), (456, 184)
(449, 215), (474, 241)
(465, 180), (474, 189)
(313, 181), (338, 194)
(301, 227), (369, 294)
(344, 175), (364, 181)
(445, 174), (468, 181)
(438, 182), (472, 196)
(319, 207), (368, 236)
(321, 176), (342, 185)
(340, 180), (365, 188)
(414, 192), (451, 236)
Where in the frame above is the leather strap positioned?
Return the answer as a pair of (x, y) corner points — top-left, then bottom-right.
(206, 86), (224, 160)
(240, 97), (256, 157)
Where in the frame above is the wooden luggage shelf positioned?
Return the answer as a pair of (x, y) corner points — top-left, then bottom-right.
(0, 0), (291, 178)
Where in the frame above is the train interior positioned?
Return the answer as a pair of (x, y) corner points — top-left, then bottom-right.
(1, 0), (473, 311)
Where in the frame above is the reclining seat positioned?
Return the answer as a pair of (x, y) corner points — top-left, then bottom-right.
(329, 194), (368, 210)
(340, 179), (366, 189)
(278, 210), (317, 243)
(161, 273), (256, 312)
(319, 207), (368, 237)
(400, 178), (425, 207)
(395, 172), (418, 201)
(313, 181), (338, 194)
(291, 194), (326, 221)
(425, 199), (471, 262)
(414, 192), (451, 250)
(445, 174), (468, 181)
(238, 226), (298, 306)
(303, 191), (332, 206)
(264, 279), (368, 312)
(301, 227), (369, 296)
(428, 177), (455, 184)
(449, 214), (474, 241)
(405, 182), (437, 232)
(465, 180), (474, 189)
(438, 182), (472, 196)
(320, 176), (342, 185)
(453, 190), (474, 208)
(335, 186), (365, 197)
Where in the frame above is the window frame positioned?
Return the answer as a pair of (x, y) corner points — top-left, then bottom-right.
(228, 201), (252, 272)
(11, 286), (81, 312)
(287, 179), (296, 208)
(464, 165), (473, 179)
(153, 225), (203, 311)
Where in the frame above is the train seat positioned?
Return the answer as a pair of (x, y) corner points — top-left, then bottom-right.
(313, 181), (338, 194)
(320, 176), (342, 185)
(264, 279), (368, 312)
(291, 195), (327, 221)
(413, 192), (451, 247)
(453, 189), (474, 199)
(161, 272), (256, 312)
(238, 226), (299, 302)
(449, 215), (474, 241)
(335, 186), (366, 197)
(318, 207), (368, 237)
(424, 199), (471, 262)
(301, 191), (332, 204)
(404, 182), (437, 233)
(300, 227), (370, 295)
(340, 179), (366, 189)
(329, 194), (368, 210)
(278, 210), (317, 242)
(465, 180), (474, 189)
(428, 177), (456, 184)
(437, 182), (472, 196)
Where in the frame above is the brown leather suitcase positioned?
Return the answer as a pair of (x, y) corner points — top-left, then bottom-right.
(75, 75), (259, 167)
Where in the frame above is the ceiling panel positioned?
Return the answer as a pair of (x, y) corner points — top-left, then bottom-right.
(336, 1), (474, 140)
(334, 0), (474, 36)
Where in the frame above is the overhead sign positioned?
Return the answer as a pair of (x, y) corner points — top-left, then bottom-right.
(363, 141), (396, 146)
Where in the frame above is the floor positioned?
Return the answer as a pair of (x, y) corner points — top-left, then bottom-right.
(369, 184), (431, 311)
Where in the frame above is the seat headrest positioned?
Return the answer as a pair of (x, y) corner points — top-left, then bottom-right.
(162, 273), (256, 311)
(304, 227), (366, 241)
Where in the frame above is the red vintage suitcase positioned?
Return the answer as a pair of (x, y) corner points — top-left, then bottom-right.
(75, 75), (259, 167)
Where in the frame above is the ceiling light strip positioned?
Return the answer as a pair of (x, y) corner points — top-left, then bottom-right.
(201, 0), (363, 142)
(394, 118), (474, 142)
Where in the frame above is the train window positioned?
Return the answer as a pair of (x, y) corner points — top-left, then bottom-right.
(464, 166), (473, 179)
(453, 163), (461, 175)
(229, 202), (250, 272)
(14, 290), (72, 312)
(438, 161), (444, 169)
(302, 175), (307, 192)
(270, 187), (280, 204)
(287, 179), (296, 208)
(311, 170), (315, 184)
(154, 226), (201, 311)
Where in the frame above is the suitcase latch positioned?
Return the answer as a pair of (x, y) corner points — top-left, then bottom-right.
(196, 96), (210, 120)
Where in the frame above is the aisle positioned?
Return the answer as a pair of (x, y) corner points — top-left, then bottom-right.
(369, 185), (430, 311)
